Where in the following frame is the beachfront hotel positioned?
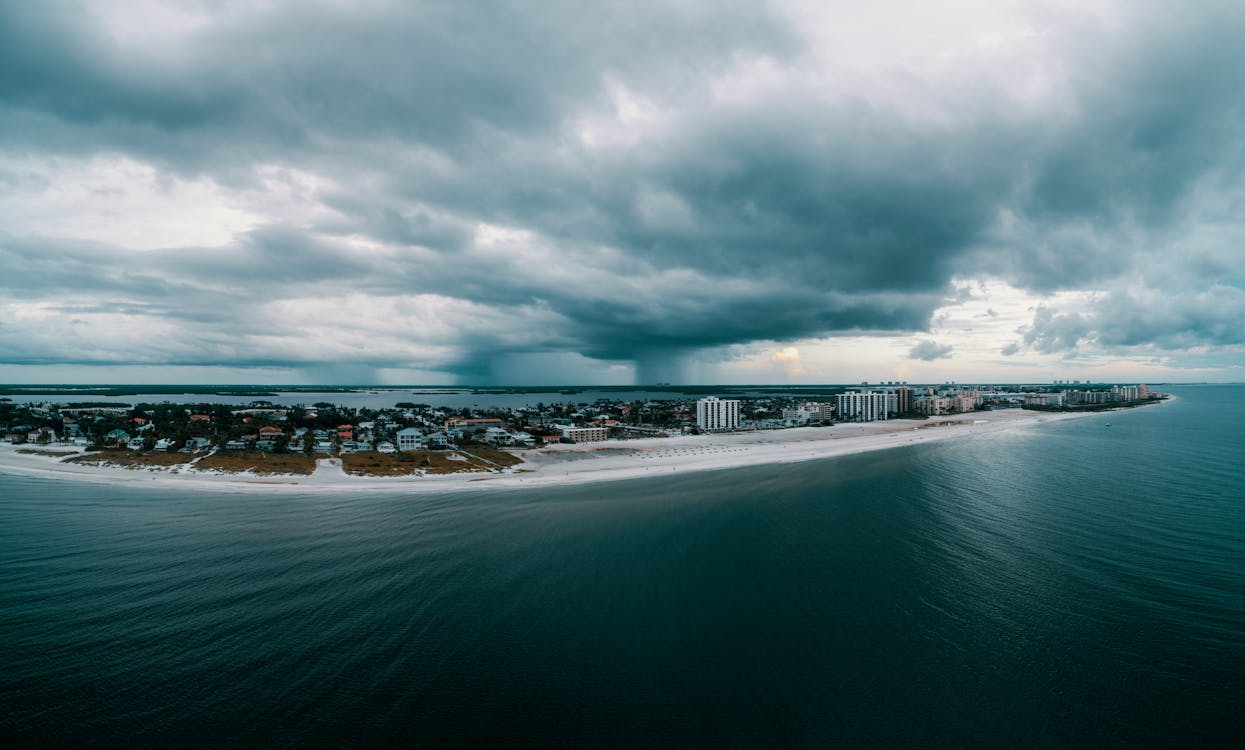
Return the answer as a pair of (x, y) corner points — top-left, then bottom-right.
(835, 391), (890, 422)
(557, 425), (609, 443)
(696, 397), (741, 432)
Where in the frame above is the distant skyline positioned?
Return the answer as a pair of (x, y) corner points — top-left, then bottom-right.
(3, 1), (1243, 385)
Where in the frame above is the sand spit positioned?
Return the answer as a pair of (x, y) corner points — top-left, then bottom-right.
(0, 407), (1135, 494)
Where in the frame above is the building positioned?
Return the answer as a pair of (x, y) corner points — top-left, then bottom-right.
(395, 428), (425, 452)
(557, 425), (609, 443)
(1025, 392), (1066, 408)
(178, 437), (211, 453)
(835, 391), (889, 422)
(445, 417), (504, 436)
(892, 386), (914, 415)
(26, 427), (57, 444)
(1066, 389), (1112, 405)
(781, 403), (826, 426)
(1112, 385), (1146, 401)
(483, 426), (516, 445)
(104, 429), (131, 446)
(696, 397), (740, 432)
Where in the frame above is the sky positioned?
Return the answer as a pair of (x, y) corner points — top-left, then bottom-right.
(2, 0), (1243, 385)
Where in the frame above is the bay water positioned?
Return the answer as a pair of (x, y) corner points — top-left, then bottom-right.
(2, 386), (1242, 746)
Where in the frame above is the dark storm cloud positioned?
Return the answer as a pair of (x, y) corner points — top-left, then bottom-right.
(3, 1), (1245, 378)
(0, 4), (241, 131)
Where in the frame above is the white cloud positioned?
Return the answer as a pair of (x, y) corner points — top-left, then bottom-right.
(0, 155), (260, 250)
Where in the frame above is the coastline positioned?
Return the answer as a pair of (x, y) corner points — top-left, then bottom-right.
(0, 405), (1159, 494)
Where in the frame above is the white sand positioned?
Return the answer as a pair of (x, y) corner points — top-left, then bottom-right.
(0, 406), (1134, 494)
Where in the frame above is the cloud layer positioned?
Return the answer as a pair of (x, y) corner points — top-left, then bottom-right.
(2, 1), (1243, 382)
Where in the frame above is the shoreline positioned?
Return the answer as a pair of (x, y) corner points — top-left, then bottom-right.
(0, 404), (1163, 494)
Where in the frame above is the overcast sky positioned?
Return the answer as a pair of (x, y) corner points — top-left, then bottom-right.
(2, 0), (1243, 384)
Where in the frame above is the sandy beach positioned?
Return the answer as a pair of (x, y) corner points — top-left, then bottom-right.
(0, 407), (1127, 494)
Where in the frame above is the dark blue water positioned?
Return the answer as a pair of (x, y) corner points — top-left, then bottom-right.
(3, 387), (1243, 747)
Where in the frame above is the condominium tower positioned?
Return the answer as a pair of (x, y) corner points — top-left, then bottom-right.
(835, 391), (890, 422)
(696, 397), (741, 432)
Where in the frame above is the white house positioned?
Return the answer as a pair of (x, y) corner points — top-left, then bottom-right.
(396, 428), (425, 452)
(484, 426), (516, 445)
(180, 437), (212, 452)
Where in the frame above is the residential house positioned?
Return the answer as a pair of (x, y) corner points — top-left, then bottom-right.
(483, 426), (516, 446)
(395, 428), (425, 452)
(27, 428), (58, 444)
(104, 429), (131, 446)
(445, 417), (503, 436)
(180, 437), (212, 453)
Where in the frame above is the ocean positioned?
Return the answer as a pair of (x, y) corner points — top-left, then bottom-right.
(2, 386), (1242, 746)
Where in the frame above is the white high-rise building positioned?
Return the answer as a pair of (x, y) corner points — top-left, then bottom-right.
(696, 397), (740, 432)
(835, 391), (889, 422)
